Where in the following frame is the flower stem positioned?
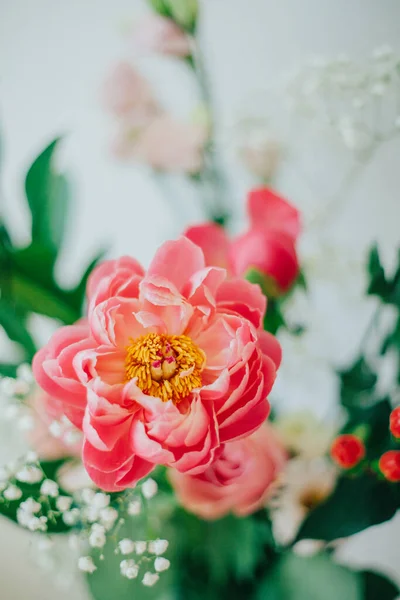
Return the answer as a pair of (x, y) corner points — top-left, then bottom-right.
(191, 39), (230, 226)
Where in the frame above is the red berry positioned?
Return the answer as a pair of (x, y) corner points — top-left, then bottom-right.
(330, 434), (365, 469)
(379, 451), (400, 482)
(389, 406), (400, 439)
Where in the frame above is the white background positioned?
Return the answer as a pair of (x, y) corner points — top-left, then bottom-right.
(1, 0), (400, 598)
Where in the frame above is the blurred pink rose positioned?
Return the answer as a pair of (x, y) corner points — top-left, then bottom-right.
(33, 238), (281, 492)
(103, 62), (159, 123)
(133, 14), (192, 57)
(169, 423), (286, 519)
(28, 389), (82, 461)
(185, 187), (301, 295)
(133, 115), (207, 173)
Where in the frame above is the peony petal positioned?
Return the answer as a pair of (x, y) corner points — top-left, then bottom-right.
(184, 224), (231, 270)
(147, 237), (205, 292)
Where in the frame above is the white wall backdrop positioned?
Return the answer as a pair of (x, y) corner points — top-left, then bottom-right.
(1, 1), (400, 598)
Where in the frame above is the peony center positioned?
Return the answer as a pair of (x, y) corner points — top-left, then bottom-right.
(125, 333), (205, 403)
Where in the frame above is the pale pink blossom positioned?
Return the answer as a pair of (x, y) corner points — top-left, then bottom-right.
(133, 14), (192, 57)
(33, 238), (281, 492)
(103, 62), (159, 124)
(169, 423), (286, 519)
(133, 116), (207, 173)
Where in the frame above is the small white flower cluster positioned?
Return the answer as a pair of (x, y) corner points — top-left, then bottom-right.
(0, 365), (35, 431)
(0, 370), (169, 588)
(113, 537), (170, 585)
(285, 45), (400, 153)
(0, 453), (66, 534)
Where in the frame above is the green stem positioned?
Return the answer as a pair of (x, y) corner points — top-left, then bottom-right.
(191, 40), (230, 226)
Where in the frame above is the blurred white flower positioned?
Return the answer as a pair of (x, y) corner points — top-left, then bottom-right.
(236, 119), (282, 181)
(78, 556), (97, 574)
(273, 410), (335, 459)
(269, 457), (337, 545)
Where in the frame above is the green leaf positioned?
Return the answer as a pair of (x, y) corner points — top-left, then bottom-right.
(256, 552), (361, 600)
(361, 571), (399, 600)
(367, 245), (400, 305)
(263, 299), (286, 335)
(68, 249), (107, 313)
(338, 357), (377, 410)
(296, 473), (398, 542)
(297, 269), (308, 291)
(0, 300), (37, 359)
(148, 0), (198, 33)
(0, 363), (18, 377)
(25, 138), (70, 255)
(7, 244), (80, 324)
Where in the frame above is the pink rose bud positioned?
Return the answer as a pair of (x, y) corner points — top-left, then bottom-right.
(169, 424), (287, 519)
(185, 187), (301, 295)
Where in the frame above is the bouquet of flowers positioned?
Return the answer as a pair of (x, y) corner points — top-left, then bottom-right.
(1, 1), (399, 598)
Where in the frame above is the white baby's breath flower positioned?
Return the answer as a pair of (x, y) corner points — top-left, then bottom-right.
(3, 485), (22, 501)
(119, 539), (135, 555)
(20, 498), (41, 514)
(17, 508), (32, 527)
(154, 557), (170, 572)
(16, 465), (43, 484)
(78, 556), (97, 574)
(48, 421), (63, 438)
(25, 451), (38, 464)
(40, 480), (59, 498)
(17, 363), (34, 383)
(135, 541), (147, 555)
(120, 559), (139, 579)
(142, 572), (159, 587)
(89, 524), (107, 548)
(27, 515), (48, 532)
(148, 539), (169, 555)
(142, 478), (158, 499)
(17, 414), (35, 431)
(127, 499), (141, 516)
(13, 380), (30, 396)
(56, 496), (73, 512)
(99, 506), (118, 529)
(81, 488), (96, 505)
(63, 508), (81, 526)
(92, 493), (110, 510)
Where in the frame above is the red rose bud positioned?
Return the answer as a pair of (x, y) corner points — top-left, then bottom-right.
(379, 451), (400, 482)
(389, 406), (400, 439)
(330, 434), (366, 469)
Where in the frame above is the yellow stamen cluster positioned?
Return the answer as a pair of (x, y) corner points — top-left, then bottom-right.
(125, 333), (205, 403)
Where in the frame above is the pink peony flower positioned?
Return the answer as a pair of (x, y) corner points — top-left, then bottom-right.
(169, 423), (286, 519)
(103, 62), (159, 123)
(33, 238), (281, 492)
(185, 187), (300, 295)
(133, 14), (192, 57)
(27, 389), (82, 461)
(132, 115), (207, 173)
